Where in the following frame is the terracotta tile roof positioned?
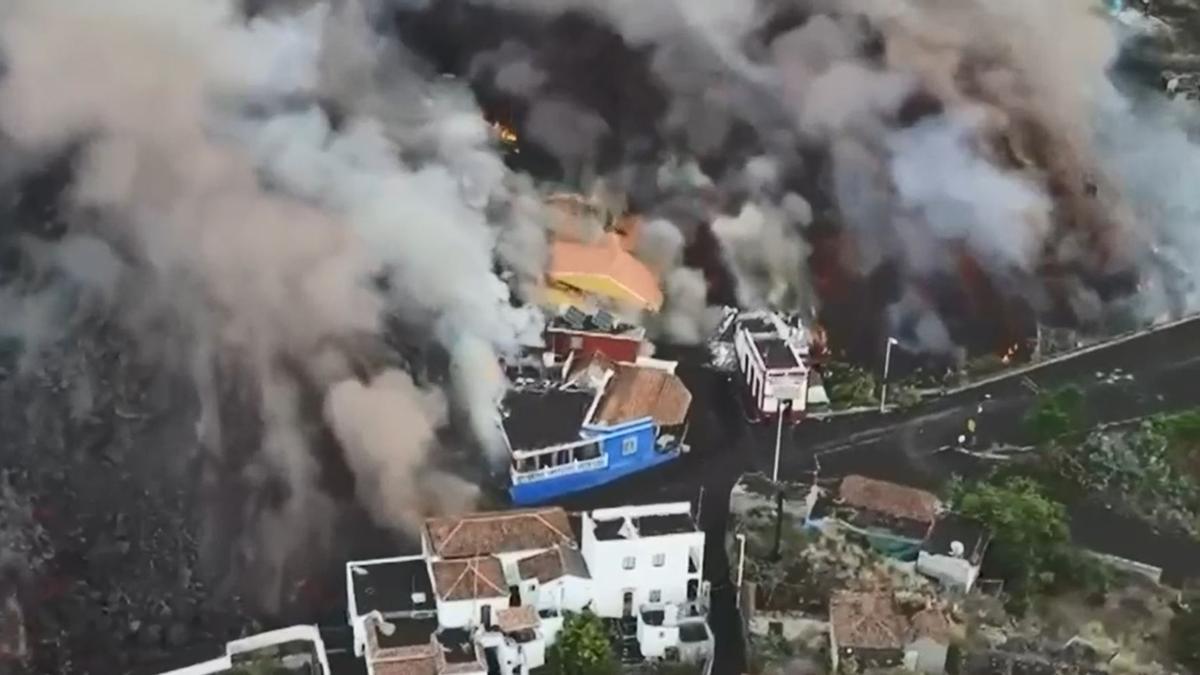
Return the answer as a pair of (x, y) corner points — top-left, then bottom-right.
(496, 606), (539, 633)
(371, 657), (438, 675)
(830, 592), (955, 649)
(594, 364), (691, 427)
(430, 557), (507, 601)
(425, 507), (574, 558)
(516, 545), (591, 583)
(829, 591), (908, 649)
(548, 234), (663, 312)
(838, 475), (940, 523)
(911, 607), (953, 642)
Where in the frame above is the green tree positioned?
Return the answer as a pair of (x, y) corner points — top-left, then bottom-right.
(546, 610), (619, 675)
(951, 477), (1070, 599)
(1169, 600), (1200, 672)
(825, 362), (877, 410)
(1023, 385), (1085, 445)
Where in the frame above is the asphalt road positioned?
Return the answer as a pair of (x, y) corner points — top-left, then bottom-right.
(545, 318), (1200, 670)
(760, 316), (1200, 586)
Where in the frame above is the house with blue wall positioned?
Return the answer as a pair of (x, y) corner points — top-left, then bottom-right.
(499, 354), (692, 505)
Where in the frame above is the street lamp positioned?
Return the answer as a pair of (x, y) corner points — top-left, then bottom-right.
(879, 337), (899, 413)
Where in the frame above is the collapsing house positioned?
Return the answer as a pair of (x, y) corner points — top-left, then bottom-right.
(829, 591), (955, 674)
(709, 308), (826, 421)
(346, 504), (713, 675)
(497, 352), (692, 505)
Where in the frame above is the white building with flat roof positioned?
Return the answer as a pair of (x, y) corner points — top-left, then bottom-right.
(346, 502), (713, 674)
(580, 502), (706, 617)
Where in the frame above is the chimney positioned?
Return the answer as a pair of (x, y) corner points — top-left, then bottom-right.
(618, 516), (639, 539)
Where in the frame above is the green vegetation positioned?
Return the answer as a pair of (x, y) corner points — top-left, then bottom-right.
(1169, 600), (1200, 672)
(1023, 385), (1086, 445)
(965, 353), (1009, 378)
(888, 382), (923, 409)
(951, 477), (1070, 595)
(745, 632), (794, 674)
(824, 362), (877, 410)
(1046, 418), (1200, 535)
(545, 610), (618, 675)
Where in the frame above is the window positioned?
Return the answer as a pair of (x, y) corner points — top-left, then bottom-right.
(652, 553), (665, 567)
(621, 436), (638, 456)
(622, 556), (636, 570)
(570, 336), (583, 349)
(649, 590), (662, 603)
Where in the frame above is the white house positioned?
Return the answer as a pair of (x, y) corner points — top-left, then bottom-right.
(346, 502), (713, 674)
(916, 513), (991, 592)
(580, 502), (706, 617)
(728, 310), (811, 420)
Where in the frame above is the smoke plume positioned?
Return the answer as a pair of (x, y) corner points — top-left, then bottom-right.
(0, 0), (548, 609)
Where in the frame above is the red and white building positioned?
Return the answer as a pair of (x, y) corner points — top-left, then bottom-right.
(544, 307), (646, 364)
(723, 310), (812, 421)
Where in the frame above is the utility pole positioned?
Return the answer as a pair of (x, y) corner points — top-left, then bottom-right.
(735, 533), (747, 608)
(772, 401), (789, 483)
(879, 337), (899, 413)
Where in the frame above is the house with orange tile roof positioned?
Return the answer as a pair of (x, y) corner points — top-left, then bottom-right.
(828, 591), (955, 674)
(544, 232), (664, 314)
(540, 192), (663, 315)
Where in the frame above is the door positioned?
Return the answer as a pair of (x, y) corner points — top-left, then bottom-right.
(622, 590), (634, 618)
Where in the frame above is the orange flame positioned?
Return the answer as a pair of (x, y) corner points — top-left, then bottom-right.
(999, 342), (1019, 365)
(491, 121), (518, 145)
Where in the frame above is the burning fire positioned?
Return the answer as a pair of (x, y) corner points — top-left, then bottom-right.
(999, 342), (1020, 365)
(491, 121), (519, 147)
(810, 323), (829, 357)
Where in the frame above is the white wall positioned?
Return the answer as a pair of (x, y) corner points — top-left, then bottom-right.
(534, 576), (592, 614)
(907, 637), (949, 675)
(638, 623), (680, 659)
(436, 596), (511, 630)
(582, 531), (704, 618)
(915, 553), (979, 592)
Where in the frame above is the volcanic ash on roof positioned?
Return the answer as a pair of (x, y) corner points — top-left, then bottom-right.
(754, 338), (800, 370)
(350, 557), (436, 616)
(501, 388), (593, 450)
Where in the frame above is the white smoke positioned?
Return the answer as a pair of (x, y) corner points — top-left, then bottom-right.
(0, 0), (551, 607)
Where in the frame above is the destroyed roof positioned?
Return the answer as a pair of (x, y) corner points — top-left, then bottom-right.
(548, 307), (644, 337)
(349, 556), (436, 617)
(371, 616), (439, 650)
(430, 557), (507, 601)
(838, 475), (940, 523)
(753, 338), (802, 370)
(516, 545), (591, 583)
(500, 387), (593, 450)
(592, 511), (698, 540)
(547, 233), (663, 312)
(496, 606), (539, 633)
(830, 592), (909, 649)
(921, 513), (991, 563)
(829, 592), (953, 649)
(593, 364), (691, 427)
(425, 507), (575, 558)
